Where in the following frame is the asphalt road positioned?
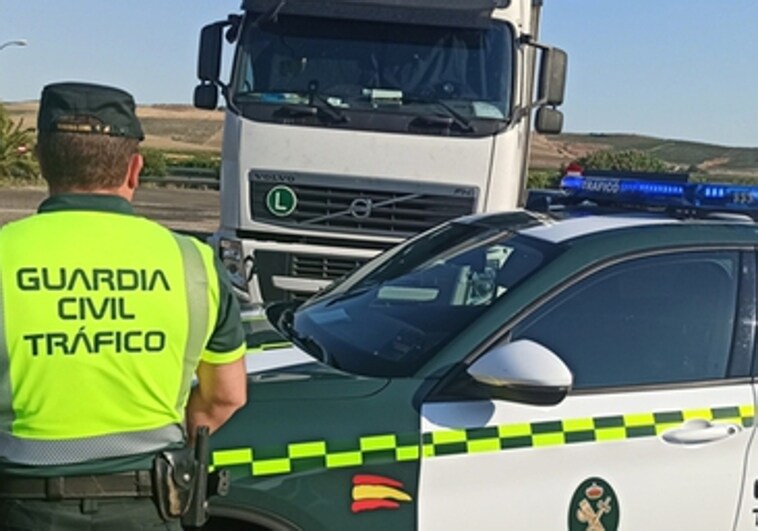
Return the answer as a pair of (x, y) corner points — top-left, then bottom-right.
(0, 186), (220, 238)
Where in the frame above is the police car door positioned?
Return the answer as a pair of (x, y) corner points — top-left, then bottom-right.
(418, 250), (755, 530)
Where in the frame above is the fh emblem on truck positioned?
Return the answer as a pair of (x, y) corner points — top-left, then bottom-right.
(266, 185), (297, 217)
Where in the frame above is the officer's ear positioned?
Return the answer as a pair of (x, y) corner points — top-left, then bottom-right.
(126, 152), (143, 191)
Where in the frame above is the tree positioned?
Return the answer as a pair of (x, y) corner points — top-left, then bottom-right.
(576, 149), (669, 173)
(0, 103), (39, 180)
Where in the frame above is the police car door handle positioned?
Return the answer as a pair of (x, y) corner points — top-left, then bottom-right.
(661, 419), (742, 445)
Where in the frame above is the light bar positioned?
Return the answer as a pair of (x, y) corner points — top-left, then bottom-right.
(560, 175), (758, 214)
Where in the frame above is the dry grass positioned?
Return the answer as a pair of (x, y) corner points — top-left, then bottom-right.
(6, 101), (757, 174)
(4, 102), (224, 153)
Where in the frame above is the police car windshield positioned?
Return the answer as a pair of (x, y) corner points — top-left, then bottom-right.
(291, 221), (560, 376)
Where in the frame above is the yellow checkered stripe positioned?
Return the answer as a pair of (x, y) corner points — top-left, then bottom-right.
(211, 405), (754, 477)
(212, 432), (421, 477)
(423, 404), (755, 458)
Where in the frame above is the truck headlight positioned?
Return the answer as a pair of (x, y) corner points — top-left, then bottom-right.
(219, 238), (249, 292)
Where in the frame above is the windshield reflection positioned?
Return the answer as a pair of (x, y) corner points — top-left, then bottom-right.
(233, 14), (513, 121)
(287, 221), (560, 377)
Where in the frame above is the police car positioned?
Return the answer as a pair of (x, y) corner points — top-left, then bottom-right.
(205, 173), (758, 531)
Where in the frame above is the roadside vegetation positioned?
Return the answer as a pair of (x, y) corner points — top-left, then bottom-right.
(141, 148), (220, 178)
(528, 149), (671, 189)
(0, 102), (39, 183)
(528, 146), (758, 188)
(140, 149), (220, 191)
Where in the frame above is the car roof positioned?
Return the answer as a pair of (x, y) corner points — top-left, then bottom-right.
(519, 211), (683, 243)
(456, 206), (758, 246)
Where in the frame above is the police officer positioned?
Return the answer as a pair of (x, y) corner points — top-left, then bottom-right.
(0, 82), (248, 529)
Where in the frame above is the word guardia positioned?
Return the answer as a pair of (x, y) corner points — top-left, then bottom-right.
(16, 267), (171, 291)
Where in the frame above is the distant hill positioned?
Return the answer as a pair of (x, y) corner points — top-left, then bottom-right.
(6, 102), (758, 179)
(539, 132), (758, 181)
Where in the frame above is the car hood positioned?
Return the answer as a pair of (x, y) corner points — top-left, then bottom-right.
(243, 346), (390, 401)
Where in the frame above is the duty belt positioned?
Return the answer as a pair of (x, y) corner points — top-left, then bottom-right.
(0, 471), (153, 500)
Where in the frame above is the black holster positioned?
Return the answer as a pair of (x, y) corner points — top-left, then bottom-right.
(152, 426), (228, 527)
(152, 446), (198, 521)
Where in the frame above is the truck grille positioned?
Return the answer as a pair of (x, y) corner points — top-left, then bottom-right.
(291, 254), (365, 280)
(255, 250), (368, 303)
(249, 170), (478, 237)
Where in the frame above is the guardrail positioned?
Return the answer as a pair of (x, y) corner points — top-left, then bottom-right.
(140, 167), (219, 190)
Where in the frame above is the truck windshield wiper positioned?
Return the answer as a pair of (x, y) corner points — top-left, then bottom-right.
(272, 94), (348, 124)
(306, 80), (349, 124)
(404, 96), (475, 133)
(274, 104), (318, 120)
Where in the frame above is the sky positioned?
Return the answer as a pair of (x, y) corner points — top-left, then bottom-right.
(1, 0), (757, 148)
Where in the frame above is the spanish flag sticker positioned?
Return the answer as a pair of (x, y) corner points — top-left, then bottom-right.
(351, 474), (413, 513)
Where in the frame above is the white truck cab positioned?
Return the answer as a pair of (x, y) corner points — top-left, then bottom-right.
(195, 0), (567, 328)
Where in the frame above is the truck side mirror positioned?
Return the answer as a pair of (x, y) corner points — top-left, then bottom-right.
(198, 22), (224, 82)
(537, 47), (567, 106)
(466, 339), (572, 404)
(535, 107), (564, 134)
(194, 83), (219, 110)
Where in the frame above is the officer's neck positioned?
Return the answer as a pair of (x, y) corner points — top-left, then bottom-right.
(49, 186), (134, 201)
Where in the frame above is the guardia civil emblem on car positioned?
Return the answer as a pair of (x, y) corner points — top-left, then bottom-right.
(265, 185), (297, 217)
(568, 477), (619, 531)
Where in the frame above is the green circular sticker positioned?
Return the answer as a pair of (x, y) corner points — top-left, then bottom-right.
(568, 477), (619, 531)
(265, 185), (297, 217)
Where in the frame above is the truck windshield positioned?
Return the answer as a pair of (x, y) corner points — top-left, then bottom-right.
(232, 14), (514, 129)
(286, 220), (560, 377)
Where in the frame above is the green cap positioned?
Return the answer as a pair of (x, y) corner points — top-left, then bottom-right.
(37, 82), (144, 141)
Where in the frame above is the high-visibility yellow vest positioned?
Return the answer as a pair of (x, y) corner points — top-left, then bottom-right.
(0, 209), (220, 465)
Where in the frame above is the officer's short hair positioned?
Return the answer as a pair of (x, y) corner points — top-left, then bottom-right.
(36, 82), (143, 192)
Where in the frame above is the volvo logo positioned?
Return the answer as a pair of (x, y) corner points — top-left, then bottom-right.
(348, 197), (373, 219)
(251, 171), (296, 183)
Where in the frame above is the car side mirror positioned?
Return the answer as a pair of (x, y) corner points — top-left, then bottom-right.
(467, 339), (572, 404)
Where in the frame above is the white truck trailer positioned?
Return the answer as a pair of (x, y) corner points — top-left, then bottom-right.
(195, 0), (567, 318)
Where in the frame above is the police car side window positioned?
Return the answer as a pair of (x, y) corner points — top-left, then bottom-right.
(511, 251), (739, 389)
